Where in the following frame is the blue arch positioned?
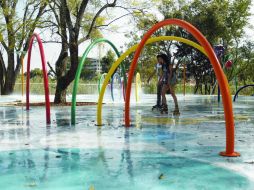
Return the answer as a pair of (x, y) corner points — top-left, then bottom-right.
(233, 84), (254, 102)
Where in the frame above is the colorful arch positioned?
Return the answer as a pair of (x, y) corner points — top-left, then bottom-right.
(233, 84), (254, 102)
(97, 36), (208, 126)
(125, 19), (239, 157)
(26, 33), (51, 124)
(71, 38), (124, 125)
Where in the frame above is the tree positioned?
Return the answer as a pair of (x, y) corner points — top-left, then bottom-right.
(226, 41), (254, 85)
(49, 0), (109, 103)
(101, 50), (116, 73)
(28, 68), (44, 79)
(48, 0), (145, 103)
(0, 0), (48, 95)
(126, 0), (252, 94)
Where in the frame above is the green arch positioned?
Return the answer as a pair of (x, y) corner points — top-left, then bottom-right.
(71, 38), (126, 125)
(98, 73), (107, 94)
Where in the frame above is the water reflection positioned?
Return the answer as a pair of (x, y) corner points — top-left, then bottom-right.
(0, 108), (31, 147)
(95, 127), (134, 180)
(55, 111), (70, 127)
(123, 129), (133, 179)
(0, 107), (18, 124)
(135, 109), (142, 129)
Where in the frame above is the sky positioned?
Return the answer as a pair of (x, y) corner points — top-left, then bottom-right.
(245, 2), (254, 40)
(2, 1), (254, 71)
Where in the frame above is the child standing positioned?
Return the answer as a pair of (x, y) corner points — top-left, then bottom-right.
(157, 54), (180, 115)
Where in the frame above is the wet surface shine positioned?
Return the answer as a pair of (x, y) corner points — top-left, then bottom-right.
(0, 95), (254, 190)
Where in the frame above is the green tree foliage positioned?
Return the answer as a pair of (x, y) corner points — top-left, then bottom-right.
(0, 0), (48, 95)
(25, 68), (44, 79)
(126, 0), (252, 94)
(101, 50), (116, 73)
(226, 41), (254, 85)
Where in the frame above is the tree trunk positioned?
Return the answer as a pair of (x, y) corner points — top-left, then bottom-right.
(2, 80), (15, 95)
(199, 84), (203, 95)
(54, 37), (79, 103)
(54, 50), (68, 103)
(54, 2), (70, 104)
(194, 82), (199, 94)
(54, 84), (67, 103)
(204, 83), (207, 95)
(0, 52), (23, 95)
(1, 52), (15, 95)
(0, 51), (5, 94)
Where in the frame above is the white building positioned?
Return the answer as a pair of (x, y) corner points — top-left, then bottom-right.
(86, 57), (102, 73)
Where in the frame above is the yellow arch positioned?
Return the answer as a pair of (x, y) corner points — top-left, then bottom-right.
(97, 36), (208, 125)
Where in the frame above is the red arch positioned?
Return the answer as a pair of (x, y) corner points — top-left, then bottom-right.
(125, 19), (240, 157)
(26, 33), (51, 124)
